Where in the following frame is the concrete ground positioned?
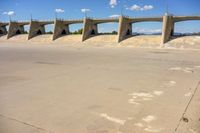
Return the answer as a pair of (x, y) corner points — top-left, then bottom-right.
(0, 43), (200, 133)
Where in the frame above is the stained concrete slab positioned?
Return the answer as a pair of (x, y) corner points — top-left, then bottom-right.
(0, 43), (199, 133)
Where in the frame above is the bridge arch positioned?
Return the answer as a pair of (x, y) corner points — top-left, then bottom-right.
(44, 24), (54, 34)
(173, 20), (200, 36)
(69, 23), (83, 34)
(82, 18), (119, 41)
(131, 21), (162, 35)
(53, 20), (84, 40)
(97, 22), (118, 35)
(118, 16), (163, 42)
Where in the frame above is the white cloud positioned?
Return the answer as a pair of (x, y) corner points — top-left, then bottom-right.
(127, 4), (154, 11)
(143, 5), (154, 10)
(109, 14), (120, 18)
(129, 5), (141, 11)
(110, 0), (117, 8)
(55, 9), (65, 13)
(135, 27), (161, 34)
(81, 8), (91, 13)
(3, 11), (15, 16)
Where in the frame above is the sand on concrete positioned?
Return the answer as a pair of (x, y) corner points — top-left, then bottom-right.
(54, 35), (82, 44)
(29, 34), (53, 43)
(1, 35), (200, 49)
(165, 36), (200, 49)
(0, 43), (199, 133)
(120, 35), (162, 48)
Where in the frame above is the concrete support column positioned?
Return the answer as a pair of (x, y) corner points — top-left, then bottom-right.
(28, 21), (45, 40)
(82, 18), (98, 41)
(53, 20), (70, 40)
(7, 22), (25, 39)
(118, 16), (132, 42)
(162, 15), (174, 44)
(0, 26), (7, 35)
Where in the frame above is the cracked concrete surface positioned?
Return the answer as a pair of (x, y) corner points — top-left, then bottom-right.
(0, 43), (200, 133)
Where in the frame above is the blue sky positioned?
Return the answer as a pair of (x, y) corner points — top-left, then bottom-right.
(1, 0), (200, 33)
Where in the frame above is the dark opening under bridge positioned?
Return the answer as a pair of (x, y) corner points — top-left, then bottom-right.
(1, 15), (200, 44)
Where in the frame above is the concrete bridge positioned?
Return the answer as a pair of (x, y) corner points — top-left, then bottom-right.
(1, 15), (200, 44)
(53, 19), (83, 40)
(82, 18), (119, 41)
(7, 21), (30, 39)
(162, 16), (200, 43)
(118, 16), (163, 42)
(28, 20), (54, 39)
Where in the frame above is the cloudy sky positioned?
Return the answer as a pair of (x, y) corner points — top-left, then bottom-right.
(1, 0), (200, 33)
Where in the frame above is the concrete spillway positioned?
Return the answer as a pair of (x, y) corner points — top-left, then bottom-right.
(84, 35), (118, 44)
(166, 36), (200, 49)
(54, 35), (82, 44)
(29, 34), (53, 43)
(0, 34), (200, 49)
(7, 34), (28, 42)
(120, 35), (162, 47)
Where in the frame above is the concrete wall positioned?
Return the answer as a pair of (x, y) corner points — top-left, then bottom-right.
(82, 18), (98, 41)
(53, 20), (70, 40)
(118, 16), (132, 42)
(28, 21), (46, 40)
(7, 22), (26, 39)
(162, 15), (174, 44)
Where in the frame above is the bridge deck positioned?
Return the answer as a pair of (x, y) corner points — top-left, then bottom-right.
(93, 18), (119, 24)
(174, 16), (200, 22)
(128, 17), (163, 23)
(0, 23), (9, 27)
(31, 20), (54, 25)
(61, 20), (84, 24)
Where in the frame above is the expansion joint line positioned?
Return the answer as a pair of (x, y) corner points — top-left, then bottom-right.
(0, 114), (54, 133)
(174, 81), (200, 132)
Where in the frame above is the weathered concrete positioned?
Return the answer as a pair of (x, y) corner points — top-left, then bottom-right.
(82, 18), (119, 41)
(0, 44), (200, 133)
(162, 15), (174, 44)
(7, 22), (29, 39)
(82, 18), (98, 41)
(161, 15), (200, 44)
(118, 16), (132, 42)
(28, 20), (54, 40)
(53, 20), (70, 41)
(118, 16), (163, 42)
(174, 16), (200, 22)
(53, 19), (83, 40)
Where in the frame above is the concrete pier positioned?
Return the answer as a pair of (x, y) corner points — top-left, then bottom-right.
(118, 16), (132, 42)
(28, 20), (54, 40)
(162, 15), (174, 44)
(82, 18), (98, 41)
(7, 22), (29, 39)
(53, 19), (83, 40)
(82, 18), (119, 41)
